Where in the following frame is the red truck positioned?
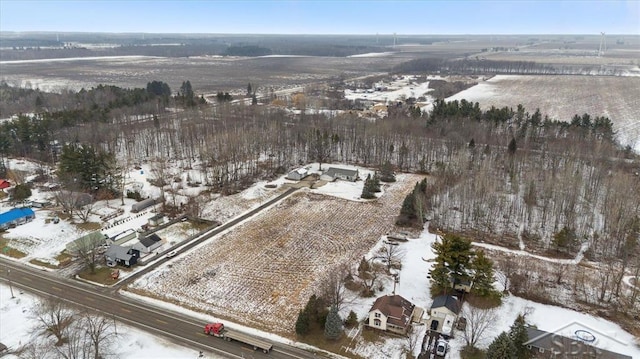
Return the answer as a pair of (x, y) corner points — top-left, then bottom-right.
(204, 322), (273, 353)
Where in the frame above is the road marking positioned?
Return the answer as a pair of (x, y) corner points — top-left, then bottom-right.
(121, 308), (132, 313)
(156, 319), (168, 325)
(51, 286), (62, 291)
(197, 332), (207, 337)
(19, 277), (32, 282)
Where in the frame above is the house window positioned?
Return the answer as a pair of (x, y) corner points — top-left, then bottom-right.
(374, 313), (381, 318)
(374, 319), (381, 326)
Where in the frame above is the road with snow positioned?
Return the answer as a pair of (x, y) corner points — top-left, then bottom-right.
(0, 258), (320, 359)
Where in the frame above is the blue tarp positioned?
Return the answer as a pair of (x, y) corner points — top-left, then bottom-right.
(0, 208), (35, 226)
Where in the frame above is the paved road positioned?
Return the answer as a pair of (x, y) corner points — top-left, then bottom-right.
(0, 258), (321, 359)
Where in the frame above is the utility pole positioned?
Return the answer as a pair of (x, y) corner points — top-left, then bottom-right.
(8, 269), (15, 298)
(113, 313), (118, 336)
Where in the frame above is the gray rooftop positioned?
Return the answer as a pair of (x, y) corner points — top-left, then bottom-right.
(105, 245), (133, 261)
(525, 327), (632, 359)
(324, 167), (358, 177)
(430, 295), (461, 314)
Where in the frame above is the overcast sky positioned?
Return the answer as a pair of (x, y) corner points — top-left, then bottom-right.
(1, 0), (638, 35)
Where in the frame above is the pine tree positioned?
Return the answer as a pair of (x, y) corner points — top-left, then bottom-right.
(361, 174), (376, 199)
(380, 161), (396, 182)
(486, 332), (516, 359)
(295, 309), (310, 336)
(509, 315), (531, 359)
(472, 250), (498, 297)
(324, 305), (343, 340)
(508, 137), (517, 155)
(345, 310), (358, 327)
(372, 172), (381, 192)
(431, 234), (473, 293)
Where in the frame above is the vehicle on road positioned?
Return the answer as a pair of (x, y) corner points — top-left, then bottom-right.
(165, 250), (177, 258)
(204, 322), (272, 353)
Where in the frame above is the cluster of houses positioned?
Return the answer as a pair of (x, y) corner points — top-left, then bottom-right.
(364, 290), (631, 358)
(65, 215), (167, 268)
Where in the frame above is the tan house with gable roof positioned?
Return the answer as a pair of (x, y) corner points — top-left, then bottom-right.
(366, 294), (422, 335)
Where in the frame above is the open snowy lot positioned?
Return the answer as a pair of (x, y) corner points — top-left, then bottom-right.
(130, 173), (424, 336)
(447, 75), (640, 150)
(0, 284), (220, 359)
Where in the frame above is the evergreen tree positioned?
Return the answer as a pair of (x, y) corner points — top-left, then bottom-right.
(471, 250), (498, 297)
(324, 305), (343, 340)
(371, 172), (381, 192)
(486, 332), (516, 359)
(295, 309), (310, 336)
(345, 310), (358, 327)
(509, 315), (531, 359)
(12, 183), (32, 201)
(361, 174), (376, 199)
(508, 137), (517, 155)
(380, 161), (396, 182)
(431, 234), (473, 293)
(400, 191), (417, 217)
(247, 83), (252, 97)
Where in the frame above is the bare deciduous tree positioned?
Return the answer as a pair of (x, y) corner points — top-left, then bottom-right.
(462, 304), (498, 348)
(30, 297), (76, 346)
(75, 202), (95, 223)
(320, 264), (353, 312)
(377, 241), (406, 272)
(405, 325), (423, 358)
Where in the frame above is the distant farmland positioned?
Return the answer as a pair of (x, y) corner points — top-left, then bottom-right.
(447, 75), (640, 150)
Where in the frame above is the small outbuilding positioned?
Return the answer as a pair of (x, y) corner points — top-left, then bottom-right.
(0, 207), (35, 230)
(148, 214), (165, 227)
(320, 167), (359, 182)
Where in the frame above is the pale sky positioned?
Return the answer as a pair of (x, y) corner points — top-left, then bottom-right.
(1, 0), (639, 35)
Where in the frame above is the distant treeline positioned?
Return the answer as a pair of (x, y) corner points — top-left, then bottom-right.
(394, 58), (629, 76)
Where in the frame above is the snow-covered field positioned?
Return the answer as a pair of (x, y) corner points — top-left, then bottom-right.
(446, 75), (640, 151)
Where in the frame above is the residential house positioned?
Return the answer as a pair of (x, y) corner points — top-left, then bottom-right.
(66, 231), (107, 254)
(0, 179), (11, 191)
(428, 295), (461, 337)
(0, 208), (35, 230)
(320, 167), (359, 182)
(525, 327), (632, 359)
(105, 245), (140, 267)
(366, 294), (419, 335)
(452, 277), (473, 293)
(287, 168), (309, 181)
(132, 233), (165, 254)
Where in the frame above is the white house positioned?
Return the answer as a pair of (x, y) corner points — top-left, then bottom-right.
(131, 233), (165, 254)
(320, 167), (359, 182)
(366, 294), (419, 335)
(428, 295), (461, 337)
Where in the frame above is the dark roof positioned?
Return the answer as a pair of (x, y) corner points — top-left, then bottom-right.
(525, 327), (632, 359)
(106, 245), (133, 261)
(430, 295), (461, 314)
(139, 234), (162, 248)
(370, 294), (415, 328)
(149, 213), (164, 221)
(324, 167), (358, 178)
(0, 207), (35, 225)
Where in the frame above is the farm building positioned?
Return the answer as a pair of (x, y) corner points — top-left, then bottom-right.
(320, 167), (359, 182)
(131, 198), (155, 213)
(66, 231), (107, 253)
(0, 208), (35, 230)
(365, 294), (421, 335)
(287, 168), (309, 180)
(105, 245), (140, 267)
(132, 233), (165, 253)
(428, 295), (461, 337)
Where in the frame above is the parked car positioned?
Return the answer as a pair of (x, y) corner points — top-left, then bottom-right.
(436, 339), (448, 356)
(165, 250), (178, 258)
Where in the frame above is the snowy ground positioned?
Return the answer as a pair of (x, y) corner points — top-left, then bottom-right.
(0, 284), (220, 359)
(344, 75), (434, 105)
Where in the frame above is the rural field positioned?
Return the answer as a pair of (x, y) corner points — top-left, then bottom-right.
(130, 174), (423, 335)
(447, 75), (640, 150)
